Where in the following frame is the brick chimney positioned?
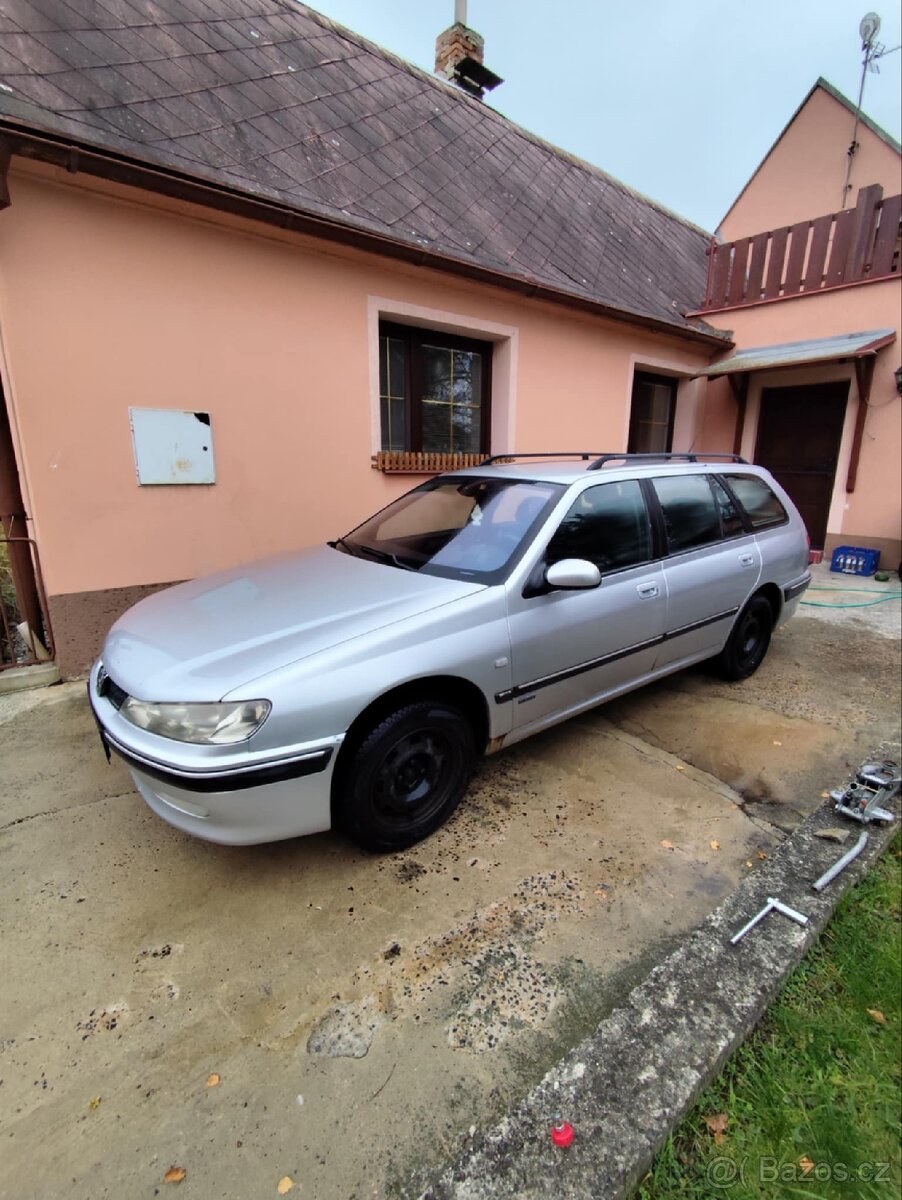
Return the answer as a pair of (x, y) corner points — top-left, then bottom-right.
(435, 22), (485, 82)
(434, 3), (502, 99)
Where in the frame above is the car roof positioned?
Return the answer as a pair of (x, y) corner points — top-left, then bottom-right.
(451, 459), (771, 486)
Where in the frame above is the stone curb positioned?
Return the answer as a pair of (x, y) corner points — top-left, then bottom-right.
(418, 795), (900, 1200)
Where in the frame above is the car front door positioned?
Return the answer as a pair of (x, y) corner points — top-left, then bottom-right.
(652, 473), (762, 668)
(504, 478), (666, 736)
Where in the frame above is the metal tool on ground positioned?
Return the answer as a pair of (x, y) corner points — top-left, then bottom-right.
(813, 830), (869, 892)
(730, 897), (809, 945)
(831, 760), (900, 824)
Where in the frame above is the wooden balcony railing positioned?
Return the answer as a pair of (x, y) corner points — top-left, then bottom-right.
(694, 185), (901, 314)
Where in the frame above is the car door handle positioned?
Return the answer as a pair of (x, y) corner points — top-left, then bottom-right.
(738, 553), (756, 567)
(636, 582), (659, 598)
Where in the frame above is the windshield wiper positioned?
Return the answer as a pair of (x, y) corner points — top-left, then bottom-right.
(350, 543), (418, 572)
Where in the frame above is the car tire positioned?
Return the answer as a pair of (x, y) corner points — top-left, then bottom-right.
(713, 595), (773, 681)
(336, 701), (476, 852)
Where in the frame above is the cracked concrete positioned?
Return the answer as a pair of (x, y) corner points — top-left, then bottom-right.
(0, 607), (898, 1198)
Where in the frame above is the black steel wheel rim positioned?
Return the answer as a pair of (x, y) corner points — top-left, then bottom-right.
(737, 610), (765, 669)
(371, 727), (455, 827)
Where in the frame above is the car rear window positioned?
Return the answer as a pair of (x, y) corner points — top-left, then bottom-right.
(652, 475), (721, 554)
(710, 477), (745, 537)
(545, 479), (651, 571)
(723, 474), (787, 529)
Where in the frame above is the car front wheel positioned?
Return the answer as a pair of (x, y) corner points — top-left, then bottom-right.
(714, 595), (773, 681)
(336, 700), (476, 852)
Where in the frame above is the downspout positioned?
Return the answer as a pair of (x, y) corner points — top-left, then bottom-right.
(0, 141), (45, 646)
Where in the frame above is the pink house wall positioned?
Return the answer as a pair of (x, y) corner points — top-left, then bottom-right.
(719, 84), (902, 239)
(699, 83), (902, 565)
(707, 282), (901, 551)
(0, 161), (712, 673)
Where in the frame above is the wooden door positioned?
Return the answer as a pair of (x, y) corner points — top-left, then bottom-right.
(754, 382), (848, 549)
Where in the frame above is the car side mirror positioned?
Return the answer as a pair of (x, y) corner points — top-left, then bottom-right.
(545, 558), (601, 590)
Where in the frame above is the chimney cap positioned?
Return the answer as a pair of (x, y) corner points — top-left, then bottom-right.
(453, 56), (503, 96)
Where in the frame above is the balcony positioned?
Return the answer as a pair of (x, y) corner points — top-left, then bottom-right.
(691, 185), (901, 315)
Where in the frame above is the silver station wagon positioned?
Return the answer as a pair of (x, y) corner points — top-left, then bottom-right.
(90, 453), (810, 851)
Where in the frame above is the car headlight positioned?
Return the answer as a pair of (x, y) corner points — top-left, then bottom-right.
(120, 699), (271, 744)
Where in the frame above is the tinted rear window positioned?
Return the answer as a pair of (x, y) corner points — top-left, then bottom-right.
(652, 475), (721, 554)
(724, 474), (787, 528)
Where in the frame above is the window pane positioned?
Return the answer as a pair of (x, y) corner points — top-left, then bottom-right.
(546, 480), (651, 571)
(379, 335), (408, 452)
(421, 343), (483, 454)
(710, 477), (744, 536)
(653, 475), (720, 553)
(628, 374), (676, 454)
(724, 474), (787, 528)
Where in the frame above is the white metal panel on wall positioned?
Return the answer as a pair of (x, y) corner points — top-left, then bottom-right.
(129, 408), (216, 485)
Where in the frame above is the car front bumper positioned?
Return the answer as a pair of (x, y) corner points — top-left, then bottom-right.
(88, 668), (341, 845)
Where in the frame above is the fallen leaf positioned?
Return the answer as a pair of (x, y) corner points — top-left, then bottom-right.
(277, 1177), (295, 1195)
(866, 1008), (886, 1025)
(206, 1073), (221, 1088)
(710, 840), (720, 851)
(88, 1096), (101, 1110)
(820, 790), (831, 799)
(757, 851), (767, 860)
(660, 840), (675, 850)
(703, 1113), (728, 1144)
(799, 1157), (815, 1175)
(674, 764), (686, 772)
(164, 1166), (187, 1184)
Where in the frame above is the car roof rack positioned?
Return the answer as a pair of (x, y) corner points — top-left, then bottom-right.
(586, 452), (748, 471)
(480, 452), (608, 465)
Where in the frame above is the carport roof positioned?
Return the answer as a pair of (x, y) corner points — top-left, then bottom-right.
(696, 329), (897, 377)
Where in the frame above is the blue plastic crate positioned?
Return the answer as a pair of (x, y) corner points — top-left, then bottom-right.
(830, 545), (880, 576)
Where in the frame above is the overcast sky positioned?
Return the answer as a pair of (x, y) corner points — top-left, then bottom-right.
(305, 0), (902, 231)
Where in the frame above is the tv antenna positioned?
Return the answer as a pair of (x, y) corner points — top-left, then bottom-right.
(842, 12), (901, 204)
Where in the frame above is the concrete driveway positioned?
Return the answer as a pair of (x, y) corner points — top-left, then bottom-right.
(1, 595), (899, 1200)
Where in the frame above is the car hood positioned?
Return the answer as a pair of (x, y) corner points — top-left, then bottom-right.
(102, 545), (485, 700)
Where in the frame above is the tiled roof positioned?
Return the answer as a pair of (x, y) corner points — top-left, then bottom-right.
(0, 0), (724, 340)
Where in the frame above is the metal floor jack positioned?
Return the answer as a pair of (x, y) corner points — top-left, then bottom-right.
(731, 759), (899, 946)
(831, 760), (900, 825)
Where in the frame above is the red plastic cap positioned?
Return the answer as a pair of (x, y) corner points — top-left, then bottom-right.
(551, 1122), (574, 1147)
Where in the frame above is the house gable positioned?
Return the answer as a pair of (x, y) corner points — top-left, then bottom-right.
(719, 78), (902, 241)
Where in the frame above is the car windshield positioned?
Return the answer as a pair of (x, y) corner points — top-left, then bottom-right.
(337, 476), (564, 582)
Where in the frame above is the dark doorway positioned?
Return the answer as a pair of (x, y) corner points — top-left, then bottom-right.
(627, 371), (677, 454)
(754, 381), (849, 549)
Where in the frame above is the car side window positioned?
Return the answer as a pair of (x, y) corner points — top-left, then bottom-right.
(545, 480), (651, 571)
(723, 474), (788, 529)
(652, 474), (720, 554)
(710, 476), (745, 537)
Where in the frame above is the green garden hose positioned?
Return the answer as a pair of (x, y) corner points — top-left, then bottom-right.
(800, 585), (902, 609)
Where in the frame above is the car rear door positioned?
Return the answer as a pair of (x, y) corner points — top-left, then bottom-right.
(651, 473), (761, 669)
(504, 478), (666, 734)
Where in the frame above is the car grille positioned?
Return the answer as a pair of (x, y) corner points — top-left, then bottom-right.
(96, 666), (128, 711)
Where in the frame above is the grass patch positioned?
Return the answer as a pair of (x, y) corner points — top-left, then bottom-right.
(638, 835), (901, 1199)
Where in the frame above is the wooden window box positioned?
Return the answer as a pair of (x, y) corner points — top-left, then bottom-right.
(371, 451), (491, 474)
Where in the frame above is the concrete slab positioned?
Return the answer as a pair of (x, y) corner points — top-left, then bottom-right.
(0, 610), (898, 1199)
(419, 793), (901, 1200)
